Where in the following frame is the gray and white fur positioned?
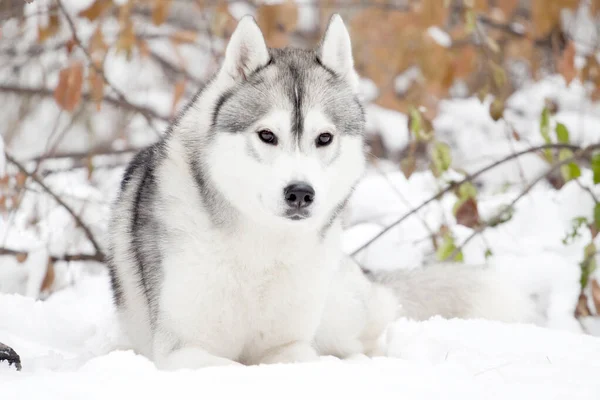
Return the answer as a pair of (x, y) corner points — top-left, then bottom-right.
(107, 14), (534, 370)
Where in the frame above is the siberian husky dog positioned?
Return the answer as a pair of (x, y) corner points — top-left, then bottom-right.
(107, 14), (534, 370)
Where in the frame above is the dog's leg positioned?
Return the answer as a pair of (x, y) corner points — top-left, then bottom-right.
(259, 341), (319, 365)
(155, 346), (241, 370)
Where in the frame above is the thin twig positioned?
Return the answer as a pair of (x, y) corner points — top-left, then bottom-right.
(0, 84), (170, 122)
(447, 146), (597, 260)
(350, 143), (600, 258)
(4, 152), (105, 259)
(0, 247), (104, 263)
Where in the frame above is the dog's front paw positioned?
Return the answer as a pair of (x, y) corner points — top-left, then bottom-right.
(259, 342), (319, 365)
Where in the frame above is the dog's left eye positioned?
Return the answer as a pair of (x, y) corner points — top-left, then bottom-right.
(316, 133), (333, 147)
(257, 129), (278, 145)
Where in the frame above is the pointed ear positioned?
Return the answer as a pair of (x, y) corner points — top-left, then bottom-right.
(222, 16), (270, 80)
(318, 14), (358, 89)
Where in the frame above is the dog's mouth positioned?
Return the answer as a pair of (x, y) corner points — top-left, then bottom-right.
(284, 209), (311, 221)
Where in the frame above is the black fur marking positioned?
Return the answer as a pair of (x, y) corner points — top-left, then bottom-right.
(211, 58), (274, 132)
(212, 88), (236, 129)
(315, 55), (337, 77)
(187, 151), (233, 228)
(128, 142), (167, 326)
(107, 259), (123, 307)
(288, 64), (304, 140)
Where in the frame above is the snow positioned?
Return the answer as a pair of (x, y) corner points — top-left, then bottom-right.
(1, 272), (600, 400)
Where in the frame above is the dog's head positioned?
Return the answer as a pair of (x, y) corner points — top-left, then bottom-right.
(205, 14), (366, 228)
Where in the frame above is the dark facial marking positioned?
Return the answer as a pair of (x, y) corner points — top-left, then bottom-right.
(288, 64), (304, 140)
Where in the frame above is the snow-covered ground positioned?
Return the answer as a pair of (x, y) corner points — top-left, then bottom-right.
(1, 271), (600, 400)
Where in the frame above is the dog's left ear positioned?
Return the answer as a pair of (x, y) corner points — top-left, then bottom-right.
(318, 14), (358, 91)
(222, 15), (270, 81)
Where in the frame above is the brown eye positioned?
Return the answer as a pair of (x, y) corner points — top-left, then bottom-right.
(258, 130), (277, 145)
(316, 133), (333, 147)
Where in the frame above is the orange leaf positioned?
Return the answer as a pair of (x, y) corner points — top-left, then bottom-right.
(54, 62), (84, 112)
(152, 0), (172, 26)
(455, 197), (480, 228)
(88, 66), (104, 112)
(419, 0), (450, 26)
(257, 0), (298, 48)
(15, 252), (28, 263)
(38, 14), (60, 43)
(171, 79), (186, 117)
(531, 0), (579, 38)
(89, 26), (108, 56)
(170, 30), (198, 45)
(558, 41), (577, 84)
(592, 279), (600, 314)
(78, 0), (114, 21)
(40, 260), (55, 293)
(591, 0), (600, 16)
(115, 21), (135, 59)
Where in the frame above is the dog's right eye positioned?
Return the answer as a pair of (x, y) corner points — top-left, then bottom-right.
(257, 130), (278, 145)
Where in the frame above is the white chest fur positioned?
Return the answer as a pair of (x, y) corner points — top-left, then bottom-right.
(157, 197), (341, 364)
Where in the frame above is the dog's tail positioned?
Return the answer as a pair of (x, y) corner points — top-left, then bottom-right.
(364, 262), (537, 324)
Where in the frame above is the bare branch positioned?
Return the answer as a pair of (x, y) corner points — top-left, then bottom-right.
(0, 84), (170, 122)
(446, 146), (595, 260)
(4, 152), (105, 259)
(0, 247), (105, 263)
(350, 143), (600, 258)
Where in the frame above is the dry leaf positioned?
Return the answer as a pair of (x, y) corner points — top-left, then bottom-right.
(419, 0), (450, 26)
(257, 0), (298, 48)
(531, 0), (579, 38)
(38, 14), (60, 43)
(152, 0), (172, 26)
(78, 0), (114, 21)
(558, 41), (577, 84)
(591, 0), (600, 16)
(582, 55), (600, 86)
(171, 30), (198, 45)
(575, 293), (591, 317)
(15, 252), (28, 263)
(88, 65), (104, 111)
(171, 79), (186, 117)
(115, 21), (135, 58)
(54, 62), (84, 112)
(592, 279), (600, 315)
(455, 197), (480, 228)
(40, 260), (55, 293)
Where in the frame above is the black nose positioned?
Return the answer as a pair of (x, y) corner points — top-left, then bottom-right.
(284, 182), (315, 209)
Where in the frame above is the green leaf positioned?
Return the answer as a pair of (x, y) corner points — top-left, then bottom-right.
(563, 216), (589, 245)
(555, 122), (570, 144)
(580, 242), (598, 289)
(561, 162), (581, 182)
(431, 141), (452, 176)
(436, 233), (463, 262)
(540, 107), (551, 144)
(484, 248), (493, 259)
(539, 107), (553, 162)
(465, 9), (476, 34)
(458, 182), (478, 200)
(595, 203), (600, 231)
(591, 153), (600, 185)
(558, 148), (580, 182)
(409, 106), (422, 141)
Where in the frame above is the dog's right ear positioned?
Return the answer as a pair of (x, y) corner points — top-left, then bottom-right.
(222, 16), (270, 81)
